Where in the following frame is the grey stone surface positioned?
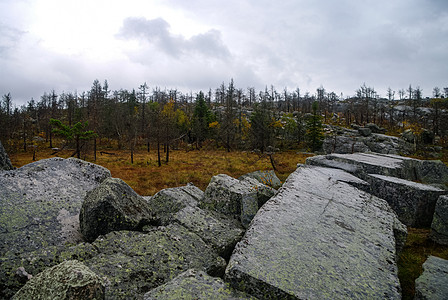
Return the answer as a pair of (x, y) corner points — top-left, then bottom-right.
(0, 158), (110, 298)
(80, 177), (157, 242)
(12, 260), (105, 300)
(143, 269), (255, 300)
(148, 184), (204, 225)
(358, 127), (372, 137)
(430, 195), (448, 245)
(239, 176), (276, 208)
(84, 224), (227, 299)
(306, 152), (448, 185)
(0, 140), (13, 170)
(200, 174), (261, 228)
(239, 170), (282, 189)
(414, 256), (448, 300)
(173, 205), (244, 259)
(367, 174), (447, 227)
(225, 165), (405, 299)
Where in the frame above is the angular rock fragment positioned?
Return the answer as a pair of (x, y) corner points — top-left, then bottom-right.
(239, 176), (276, 208)
(80, 177), (157, 242)
(200, 174), (260, 228)
(414, 256), (448, 300)
(367, 174), (447, 227)
(12, 260), (105, 300)
(143, 269), (255, 300)
(148, 184), (204, 224)
(225, 166), (405, 299)
(430, 195), (448, 245)
(239, 170), (282, 189)
(173, 205), (244, 259)
(84, 224), (227, 299)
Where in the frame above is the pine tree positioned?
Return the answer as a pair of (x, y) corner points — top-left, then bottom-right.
(305, 101), (324, 152)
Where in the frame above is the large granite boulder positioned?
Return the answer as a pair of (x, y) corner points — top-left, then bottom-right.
(0, 140), (13, 170)
(173, 205), (244, 259)
(367, 174), (447, 227)
(0, 158), (110, 298)
(430, 195), (448, 245)
(239, 170), (282, 190)
(80, 177), (157, 242)
(414, 256), (448, 300)
(307, 152), (448, 185)
(83, 224), (227, 299)
(225, 166), (406, 299)
(148, 184), (204, 225)
(12, 260), (105, 300)
(200, 174), (260, 228)
(143, 269), (255, 300)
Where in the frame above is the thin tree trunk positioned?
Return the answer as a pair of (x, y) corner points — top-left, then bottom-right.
(165, 143), (169, 163)
(157, 142), (161, 167)
(94, 138), (97, 161)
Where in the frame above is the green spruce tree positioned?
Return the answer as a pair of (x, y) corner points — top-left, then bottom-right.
(305, 101), (324, 152)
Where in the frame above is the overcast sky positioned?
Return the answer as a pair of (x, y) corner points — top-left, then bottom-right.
(1, 0), (447, 105)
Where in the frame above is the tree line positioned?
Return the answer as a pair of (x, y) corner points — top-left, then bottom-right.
(1, 79), (448, 162)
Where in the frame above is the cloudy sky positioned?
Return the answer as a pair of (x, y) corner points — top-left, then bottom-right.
(1, 0), (447, 105)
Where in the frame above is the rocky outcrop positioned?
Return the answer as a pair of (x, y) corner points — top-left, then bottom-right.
(83, 224), (226, 299)
(306, 152), (448, 185)
(367, 174), (447, 227)
(414, 256), (448, 300)
(323, 125), (413, 155)
(239, 170), (282, 190)
(80, 177), (157, 242)
(12, 260), (105, 300)
(225, 166), (405, 299)
(201, 174), (273, 228)
(430, 195), (448, 245)
(0, 158), (110, 298)
(143, 269), (255, 300)
(0, 140), (13, 170)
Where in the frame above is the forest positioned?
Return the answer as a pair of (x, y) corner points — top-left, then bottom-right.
(1, 79), (448, 164)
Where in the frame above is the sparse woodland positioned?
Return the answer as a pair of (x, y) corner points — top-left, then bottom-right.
(1, 80), (448, 162)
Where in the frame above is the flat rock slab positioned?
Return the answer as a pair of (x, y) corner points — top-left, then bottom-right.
(84, 224), (227, 299)
(367, 174), (447, 227)
(306, 153), (448, 185)
(143, 269), (255, 300)
(430, 195), (448, 245)
(414, 256), (448, 300)
(225, 166), (405, 299)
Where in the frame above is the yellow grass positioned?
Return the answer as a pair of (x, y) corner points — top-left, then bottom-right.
(9, 147), (312, 196)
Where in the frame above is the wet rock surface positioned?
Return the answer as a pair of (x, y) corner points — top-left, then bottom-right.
(414, 256), (448, 300)
(12, 260), (105, 300)
(80, 177), (157, 242)
(143, 269), (255, 300)
(225, 166), (405, 299)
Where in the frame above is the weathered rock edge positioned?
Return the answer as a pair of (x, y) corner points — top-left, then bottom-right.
(225, 165), (405, 299)
(414, 256), (448, 300)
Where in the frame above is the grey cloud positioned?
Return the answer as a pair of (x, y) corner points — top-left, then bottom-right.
(118, 17), (231, 59)
(0, 23), (25, 56)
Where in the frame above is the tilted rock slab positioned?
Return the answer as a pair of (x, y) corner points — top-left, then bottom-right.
(414, 256), (448, 300)
(225, 166), (406, 299)
(0, 158), (110, 298)
(367, 174), (447, 227)
(83, 224), (227, 299)
(143, 269), (255, 300)
(80, 177), (157, 242)
(306, 152), (448, 185)
(0, 140), (13, 170)
(430, 195), (448, 245)
(12, 260), (105, 300)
